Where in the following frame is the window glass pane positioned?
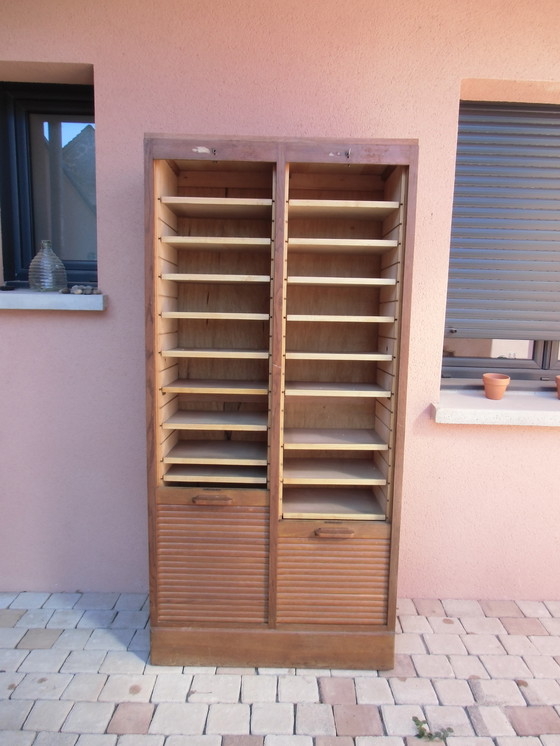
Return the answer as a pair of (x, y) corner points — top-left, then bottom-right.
(443, 338), (534, 360)
(29, 113), (96, 262)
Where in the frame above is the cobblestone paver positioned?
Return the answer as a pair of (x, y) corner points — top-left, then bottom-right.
(1, 594), (560, 743)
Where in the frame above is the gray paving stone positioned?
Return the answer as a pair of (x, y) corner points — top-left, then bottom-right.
(241, 673), (277, 702)
(111, 610), (149, 629)
(148, 702), (209, 735)
(15, 609), (55, 628)
(151, 673), (193, 702)
(98, 673), (156, 702)
(53, 629), (93, 650)
(61, 673), (108, 702)
(75, 736), (118, 745)
(84, 629), (134, 651)
(295, 703), (336, 735)
(77, 610), (117, 629)
(264, 738), (312, 746)
(278, 674), (319, 703)
(165, 738), (221, 746)
(18, 648), (69, 673)
(114, 593), (149, 611)
(188, 673), (241, 703)
(99, 650), (148, 675)
(0, 592), (18, 609)
(47, 610), (85, 629)
(43, 593), (82, 609)
(61, 650), (107, 673)
(0, 698), (33, 728)
(389, 676), (438, 704)
(75, 593), (120, 610)
(470, 679), (526, 706)
(61, 701), (115, 733)
(0, 648), (28, 672)
(11, 592), (51, 609)
(11, 672), (73, 700)
(33, 734), (79, 746)
(380, 704), (424, 736)
(116, 737), (165, 746)
(206, 703), (250, 734)
(251, 702), (294, 734)
(0, 731), (36, 746)
(0, 627), (26, 647)
(354, 677), (394, 704)
(424, 705), (475, 736)
(22, 699), (73, 731)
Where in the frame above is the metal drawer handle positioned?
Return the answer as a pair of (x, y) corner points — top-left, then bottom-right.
(192, 495), (234, 506)
(314, 527), (355, 539)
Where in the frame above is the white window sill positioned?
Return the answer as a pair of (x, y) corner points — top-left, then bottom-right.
(0, 288), (106, 312)
(434, 385), (560, 427)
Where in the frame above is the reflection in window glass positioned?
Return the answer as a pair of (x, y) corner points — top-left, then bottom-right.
(29, 114), (96, 262)
(443, 338), (534, 360)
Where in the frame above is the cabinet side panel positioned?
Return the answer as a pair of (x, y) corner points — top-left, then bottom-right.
(277, 535), (390, 626)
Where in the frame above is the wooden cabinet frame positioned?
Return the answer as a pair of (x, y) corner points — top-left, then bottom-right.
(145, 135), (417, 668)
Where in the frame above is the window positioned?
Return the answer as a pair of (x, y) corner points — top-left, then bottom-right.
(0, 82), (96, 285)
(443, 102), (560, 381)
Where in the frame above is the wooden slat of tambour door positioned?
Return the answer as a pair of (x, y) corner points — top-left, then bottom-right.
(277, 536), (390, 625)
(155, 504), (269, 624)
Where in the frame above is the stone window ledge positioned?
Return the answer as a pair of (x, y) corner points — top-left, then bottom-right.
(0, 288), (106, 311)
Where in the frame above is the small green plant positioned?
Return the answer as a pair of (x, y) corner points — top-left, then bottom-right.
(412, 716), (454, 742)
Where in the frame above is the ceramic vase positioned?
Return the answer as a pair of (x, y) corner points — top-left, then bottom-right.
(482, 372), (510, 400)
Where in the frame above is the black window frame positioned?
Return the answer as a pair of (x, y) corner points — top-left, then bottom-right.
(0, 82), (96, 286)
(442, 101), (560, 383)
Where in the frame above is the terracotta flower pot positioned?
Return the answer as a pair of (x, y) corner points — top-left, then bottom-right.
(482, 372), (511, 400)
(556, 375), (560, 399)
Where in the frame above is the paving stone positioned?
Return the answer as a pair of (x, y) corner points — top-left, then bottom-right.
(22, 699), (73, 731)
(413, 599), (445, 616)
(99, 650), (148, 674)
(541, 618), (560, 635)
(442, 600), (484, 618)
(218, 668), (258, 675)
(74, 593), (119, 610)
(499, 617), (548, 635)
(0, 731), (36, 746)
(354, 676), (393, 704)
(544, 601), (560, 617)
(479, 654), (532, 679)
(389, 677), (438, 704)
(278, 674), (319, 703)
(75, 736), (117, 745)
(0, 669), (24, 695)
(47, 610), (85, 629)
(467, 705), (517, 736)
(428, 617), (466, 635)
(223, 737), (263, 746)
(264, 738), (312, 746)
(542, 737), (560, 746)
(505, 705), (560, 735)
(318, 677), (356, 704)
(61, 701), (115, 733)
(516, 600), (551, 618)
(129, 629), (151, 652)
(15, 609), (55, 628)
(380, 704), (423, 736)
(0, 608), (26, 627)
(497, 634), (539, 656)
(117, 737), (164, 746)
(241, 673), (277, 702)
(470, 679), (527, 706)
(397, 599), (417, 616)
(61, 673), (108, 701)
(411, 654), (455, 678)
(523, 655), (560, 678)
(295, 703), (336, 735)
(115, 593), (149, 611)
(61, 650), (107, 673)
(11, 592), (51, 609)
(189, 673), (241, 703)
(148, 703), (208, 735)
(206, 703), (250, 734)
(17, 628), (62, 649)
(332, 704), (383, 736)
(480, 600), (523, 618)
(77, 610), (117, 629)
(18, 648), (69, 673)
(43, 593), (82, 609)
(251, 702), (294, 734)
(32, 734), (79, 746)
(399, 615), (432, 634)
(495, 738), (541, 746)
(424, 705), (474, 736)
(111, 611), (150, 629)
(11, 672), (73, 700)
(424, 633), (467, 655)
(0, 627), (26, 647)
(0, 592), (18, 609)
(395, 633), (426, 655)
(0, 649), (28, 672)
(84, 629), (134, 651)
(331, 669), (377, 678)
(521, 678), (560, 705)
(528, 635), (560, 655)
(151, 673), (193, 702)
(98, 673), (156, 702)
(0, 699), (33, 728)
(53, 630), (93, 650)
(355, 738), (406, 746)
(107, 702), (155, 734)
(461, 634), (506, 655)
(378, 655), (416, 679)
(433, 678), (475, 705)
(461, 617), (508, 635)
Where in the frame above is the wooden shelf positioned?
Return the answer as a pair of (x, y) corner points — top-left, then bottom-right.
(163, 410), (268, 431)
(162, 273), (270, 284)
(286, 314), (394, 324)
(164, 441), (267, 465)
(162, 379), (268, 396)
(282, 488), (386, 520)
(283, 459), (386, 485)
(285, 351), (392, 361)
(160, 196), (272, 218)
(287, 276), (396, 287)
(285, 382), (391, 398)
(163, 464), (267, 484)
(283, 428), (387, 450)
(288, 199), (400, 219)
(161, 348), (269, 359)
(161, 311), (269, 321)
(161, 236), (271, 251)
(288, 238), (398, 253)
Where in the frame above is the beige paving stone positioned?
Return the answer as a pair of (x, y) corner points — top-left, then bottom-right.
(61, 701), (115, 733)
(61, 673), (108, 702)
(148, 702), (208, 735)
(397, 599), (417, 616)
(98, 673), (156, 702)
(278, 674), (319, 703)
(399, 615), (432, 634)
(241, 673), (277, 702)
(411, 654), (455, 678)
(354, 676), (393, 705)
(516, 600), (551, 618)
(99, 650), (148, 675)
(413, 599), (445, 617)
(251, 702), (294, 734)
(318, 677), (355, 704)
(523, 655), (560, 678)
(316, 738), (355, 746)
(389, 676), (438, 705)
(461, 617), (508, 636)
(332, 704), (383, 736)
(505, 705), (560, 735)
(470, 679), (526, 706)
(223, 737), (263, 746)
(433, 678), (475, 706)
(151, 673), (193, 703)
(442, 600), (485, 618)
(206, 703), (250, 734)
(480, 600), (522, 618)
(521, 678), (560, 705)
(378, 655), (417, 679)
(295, 703), (336, 735)
(424, 704), (474, 736)
(479, 654), (532, 679)
(497, 634), (539, 656)
(528, 635), (560, 655)
(499, 617), (548, 636)
(107, 702), (155, 734)
(424, 633), (468, 655)
(16, 628), (62, 650)
(33, 733), (79, 746)
(461, 634), (506, 655)
(117, 737), (164, 746)
(467, 705), (516, 736)
(394, 633), (426, 655)
(0, 608), (25, 627)
(428, 617), (466, 635)
(264, 738), (312, 746)
(189, 673), (241, 703)
(22, 699), (73, 731)
(380, 704), (423, 736)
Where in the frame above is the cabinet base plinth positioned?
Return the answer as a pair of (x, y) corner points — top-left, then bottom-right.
(150, 626), (395, 670)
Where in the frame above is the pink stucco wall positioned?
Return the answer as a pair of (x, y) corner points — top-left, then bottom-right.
(1, 0), (559, 599)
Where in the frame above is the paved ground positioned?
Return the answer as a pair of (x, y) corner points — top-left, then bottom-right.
(2, 592), (560, 745)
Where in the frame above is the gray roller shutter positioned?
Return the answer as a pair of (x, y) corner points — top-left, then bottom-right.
(445, 102), (560, 340)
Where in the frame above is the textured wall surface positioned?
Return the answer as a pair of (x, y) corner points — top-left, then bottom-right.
(1, 0), (559, 598)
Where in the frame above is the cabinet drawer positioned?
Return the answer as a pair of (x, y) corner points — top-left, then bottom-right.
(277, 526), (390, 626)
(154, 500), (269, 625)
